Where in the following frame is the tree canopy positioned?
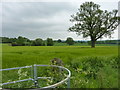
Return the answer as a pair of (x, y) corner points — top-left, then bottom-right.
(66, 37), (74, 45)
(69, 2), (120, 47)
(47, 38), (54, 46)
(32, 38), (45, 46)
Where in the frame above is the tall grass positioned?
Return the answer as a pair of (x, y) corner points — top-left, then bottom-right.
(2, 45), (118, 68)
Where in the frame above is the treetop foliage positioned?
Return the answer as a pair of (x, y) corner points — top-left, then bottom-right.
(47, 38), (54, 46)
(69, 2), (119, 39)
(69, 1), (120, 47)
(66, 37), (74, 45)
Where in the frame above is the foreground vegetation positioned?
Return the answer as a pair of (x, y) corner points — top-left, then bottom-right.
(2, 44), (119, 88)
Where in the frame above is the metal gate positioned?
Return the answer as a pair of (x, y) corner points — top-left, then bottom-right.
(0, 64), (71, 88)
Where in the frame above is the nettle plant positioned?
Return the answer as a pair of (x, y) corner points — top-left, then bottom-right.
(17, 68), (34, 88)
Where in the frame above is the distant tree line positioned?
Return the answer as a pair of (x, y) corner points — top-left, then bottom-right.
(88, 40), (119, 45)
(1, 36), (119, 46)
(1, 36), (54, 46)
(1, 36), (75, 46)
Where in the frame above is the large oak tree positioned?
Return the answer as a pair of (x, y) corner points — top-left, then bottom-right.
(69, 2), (120, 48)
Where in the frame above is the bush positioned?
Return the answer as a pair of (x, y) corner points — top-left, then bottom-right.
(11, 42), (18, 46)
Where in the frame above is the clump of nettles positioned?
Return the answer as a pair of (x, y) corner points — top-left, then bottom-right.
(17, 68), (33, 88)
(49, 58), (67, 86)
(0, 83), (2, 89)
(2, 68), (33, 88)
(18, 68), (28, 80)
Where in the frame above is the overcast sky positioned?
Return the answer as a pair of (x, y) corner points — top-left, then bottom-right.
(1, 1), (119, 40)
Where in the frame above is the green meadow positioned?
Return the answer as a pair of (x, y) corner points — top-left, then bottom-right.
(2, 44), (118, 68)
(1, 44), (119, 88)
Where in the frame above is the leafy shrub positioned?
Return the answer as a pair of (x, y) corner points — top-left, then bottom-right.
(11, 42), (18, 46)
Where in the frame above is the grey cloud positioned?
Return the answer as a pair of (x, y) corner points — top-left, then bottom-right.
(2, 2), (74, 38)
(2, 2), (118, 40)
(2, 2), (74, 19)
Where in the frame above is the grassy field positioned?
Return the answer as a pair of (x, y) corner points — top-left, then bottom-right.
(1, 44), (119, 88)
(2, 44), (118, 68)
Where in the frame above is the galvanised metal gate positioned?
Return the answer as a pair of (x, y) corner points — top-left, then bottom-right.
(0, 64), (71, 88)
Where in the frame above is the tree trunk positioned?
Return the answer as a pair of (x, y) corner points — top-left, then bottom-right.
(91, 40), (96, 48)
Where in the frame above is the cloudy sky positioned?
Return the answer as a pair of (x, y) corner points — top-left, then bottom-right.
(1, 1), (119, 40)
